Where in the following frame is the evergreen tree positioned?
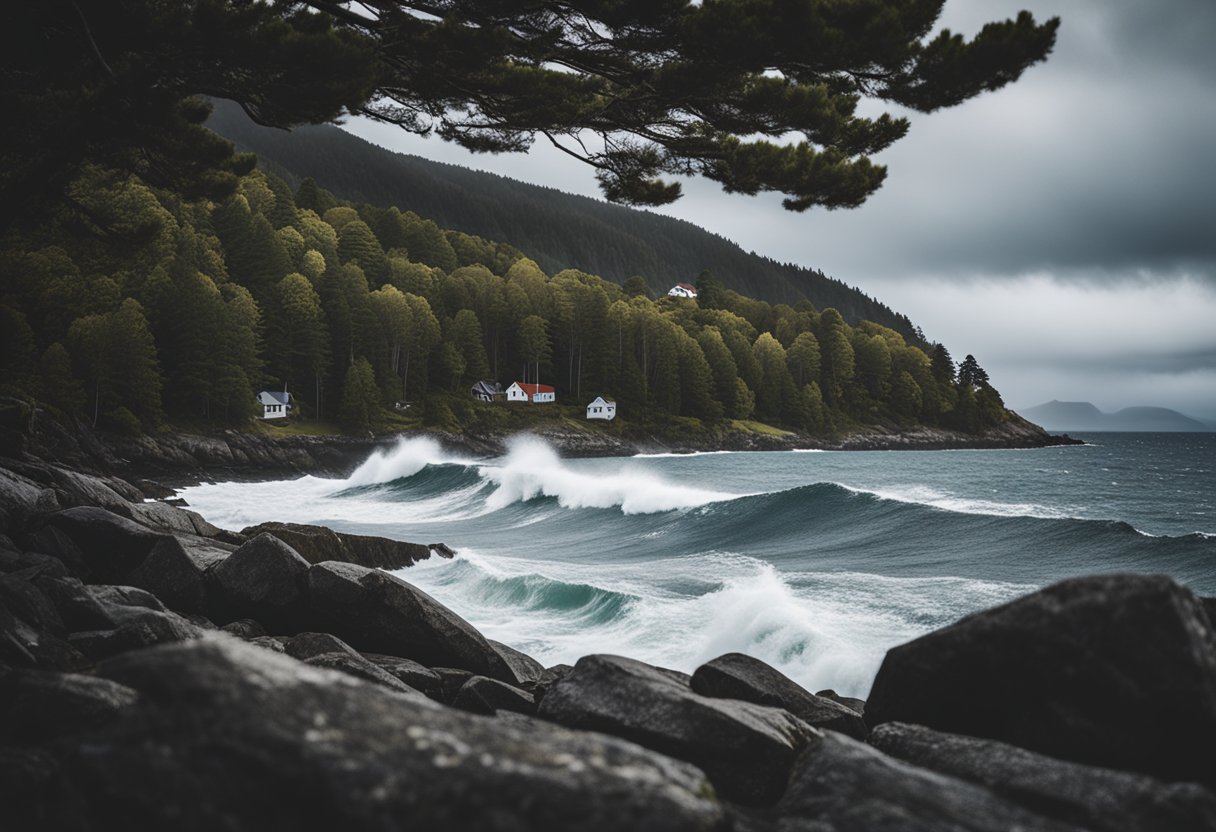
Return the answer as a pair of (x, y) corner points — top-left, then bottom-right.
(0, 304), (36, 396)
(273, 273), (330, 417)
(957, 354), (982, 388)
(786, 331), (822, 388)
(751, 332), (797, 422)
(338, 357), (382, 433)
(931, 343), (956, 384)
(337, 219), (388, 283)
(451, 309), (490, 383)
(5, 2), (1057, 231)
(891, 371), (923, 420)
(817, 308), (856, 407)
(517, 315), (551, 386)
(36, 342), (87, 415)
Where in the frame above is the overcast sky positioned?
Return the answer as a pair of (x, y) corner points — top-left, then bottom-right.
(343, 0), (1216, 423)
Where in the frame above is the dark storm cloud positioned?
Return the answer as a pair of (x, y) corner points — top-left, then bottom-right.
(725, 0), (1216, 282)
(343, 0), (1216, 419)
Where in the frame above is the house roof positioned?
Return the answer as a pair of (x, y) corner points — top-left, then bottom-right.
(259, 390), (291, 405)
(588, 396), (616, 406)
(512, 382), (554, 395)
(471, 380), (502, 394)
(675, 282), (697, 292)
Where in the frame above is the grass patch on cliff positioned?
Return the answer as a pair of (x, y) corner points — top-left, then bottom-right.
(729, 419), (794, 437)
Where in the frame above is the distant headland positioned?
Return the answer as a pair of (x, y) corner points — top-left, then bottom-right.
(1017, 400), (1212, 433)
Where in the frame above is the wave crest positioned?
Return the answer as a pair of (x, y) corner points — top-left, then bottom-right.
(480, 435), (740, 514)
(344, 436), (473, 487)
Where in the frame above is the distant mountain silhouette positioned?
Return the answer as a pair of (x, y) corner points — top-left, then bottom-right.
(205, 100), (922, 342)
(1018, 400), (1212, 432)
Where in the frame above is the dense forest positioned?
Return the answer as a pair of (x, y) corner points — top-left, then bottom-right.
(0, 153), (1009, 439)
(207, 102), (924, 341)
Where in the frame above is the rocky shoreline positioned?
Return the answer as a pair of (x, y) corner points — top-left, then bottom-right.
(1, 397), (1080, 486)
(1, 415), (1213, 829)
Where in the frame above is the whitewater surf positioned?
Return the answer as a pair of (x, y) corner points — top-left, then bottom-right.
(180, 431), (1216, 697)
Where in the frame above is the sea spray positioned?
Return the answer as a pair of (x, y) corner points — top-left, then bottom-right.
(344, 436), (475, 487)
(480, 435), (740, 514)
(399, 550), (1034, 697)
(178, 432), (1216, 698)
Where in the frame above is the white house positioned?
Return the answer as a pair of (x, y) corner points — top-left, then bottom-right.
(586, 396), (617, 421)
(667, 282), (698, 299)
(257, 390), (293, 420)
(505, 382), (555, 403)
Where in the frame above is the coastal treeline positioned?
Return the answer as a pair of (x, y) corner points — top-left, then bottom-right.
(209, 99), (928, 335)
(0, 166), (1008, 436)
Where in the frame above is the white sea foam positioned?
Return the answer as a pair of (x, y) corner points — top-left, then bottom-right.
(345, 436), (476, 486)
(399, 549), (1031, 698)
(839, 482), (1077, 520)
(481, 435), (740, 514)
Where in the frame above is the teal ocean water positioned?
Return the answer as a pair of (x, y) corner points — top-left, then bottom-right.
(180, 432), (1216, 696)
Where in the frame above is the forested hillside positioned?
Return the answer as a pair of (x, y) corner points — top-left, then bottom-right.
(0, 160), (1008, 439)
(207, 102), (922, 341)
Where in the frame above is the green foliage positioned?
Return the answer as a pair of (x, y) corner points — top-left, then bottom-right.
(36, 342), (87, 415)
(338, 357), (382, 433)
(0, 135), (1015, 438)
(3, 1), (1057, 236)
(68, 298), (162, 430)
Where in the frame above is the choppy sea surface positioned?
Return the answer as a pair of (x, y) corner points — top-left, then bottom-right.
(180, 432), (1216, 697)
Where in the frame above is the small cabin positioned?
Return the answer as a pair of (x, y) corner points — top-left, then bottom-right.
(505, 382), (555, 403)
(586, 396), (617, 421)
(257, 390), (293, 420)
(470, 380), (503, 402)
(667, 282), (698, 299)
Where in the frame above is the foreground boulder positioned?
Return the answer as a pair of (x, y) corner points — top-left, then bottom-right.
(30, 507), (167, 581)
(209, 533), (310, 629)
(869, 722), (1216, 832)
(126, 535), (231, 614)
(538, 654), (815, 805)
(0, 668), (140, 744)
(9, 637), (727, 831)
(777, 731), (1081, 831)
(865, 574), (1216, 787)
(241, 521), (449, 569)
(691, 653), (866, 739)
(307, 561), (516, 683)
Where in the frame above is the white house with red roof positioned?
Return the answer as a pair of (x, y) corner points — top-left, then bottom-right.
(505, 382), (555, 403)
(667, 282), (698, 299)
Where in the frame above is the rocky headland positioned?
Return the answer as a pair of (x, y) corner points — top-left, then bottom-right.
(2, 406), (1205, 831)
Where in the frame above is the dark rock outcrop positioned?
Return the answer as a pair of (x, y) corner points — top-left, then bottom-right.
(691, 653), (867, 738)
(209, 533), (310, 628)
(127, 535), (232, 614)
(362, 652), (442, 695)
(302, 650), (423, 696)
(307, 561), (515, 682)
(241, 521), (450, 570)
(452, 675), (537, 715)
(538, 653), (816, 805)
(869, 722), (1216, 832)
(17, 636), (726, 831)
(32, 507), (167, 581)
(0, 667), (139, 744)
(816, 689), (865, 715)
(864, 574), (1216, 787)
(69, 606), (200, 661)
(777, 731), (1081, 831)
(488, 638), (546, 687)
